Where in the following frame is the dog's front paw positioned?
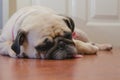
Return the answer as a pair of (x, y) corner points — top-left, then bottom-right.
(98, 44), (113, 51)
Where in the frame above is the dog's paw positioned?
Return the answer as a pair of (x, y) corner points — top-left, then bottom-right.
(98, 44), (113, 51)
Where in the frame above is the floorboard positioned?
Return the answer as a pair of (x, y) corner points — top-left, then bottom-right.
(0, 48), (120, 80)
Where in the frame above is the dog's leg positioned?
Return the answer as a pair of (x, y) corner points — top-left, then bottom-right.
(90, 42), (113, 51)
(74, 29), (113, 51)
(73, 39), (99, 55)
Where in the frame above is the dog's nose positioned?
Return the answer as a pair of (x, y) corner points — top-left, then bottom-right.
(58, 41), (66, 49)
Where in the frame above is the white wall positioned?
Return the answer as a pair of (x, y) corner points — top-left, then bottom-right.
(72, 0), (120, 47)
(16, 0), (32, 10)
(2, 0), (9, 26)
(0, 0), (2, 28)
(32, 0), (68, 15)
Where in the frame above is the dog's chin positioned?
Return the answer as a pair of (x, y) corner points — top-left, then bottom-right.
(51, 51), (74, 60)
(50, 50), (68, 60)
(46, 45), (77, 60)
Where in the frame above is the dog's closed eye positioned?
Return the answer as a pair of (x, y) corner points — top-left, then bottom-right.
(35, 44), (47, 51)
(35, 38), (54, 51)
(64, 32), (72, 39)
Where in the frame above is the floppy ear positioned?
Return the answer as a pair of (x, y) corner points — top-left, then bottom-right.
(11, 30), (26, 55)
(63, 16), (75, 32)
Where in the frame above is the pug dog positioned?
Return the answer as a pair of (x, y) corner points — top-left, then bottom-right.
(0, 6), (112, 60)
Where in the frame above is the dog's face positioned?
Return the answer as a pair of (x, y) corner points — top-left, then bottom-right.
(11, 14), (77, 60)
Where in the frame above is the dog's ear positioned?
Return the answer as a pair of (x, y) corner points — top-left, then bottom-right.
(62, 16), (75, 32)
(11, 30), (26, 55)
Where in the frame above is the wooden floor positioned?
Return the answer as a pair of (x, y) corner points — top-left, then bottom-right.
(0, 48), (120, 80)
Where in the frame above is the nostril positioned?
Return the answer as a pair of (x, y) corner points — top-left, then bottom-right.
(58, 41), (66, 49)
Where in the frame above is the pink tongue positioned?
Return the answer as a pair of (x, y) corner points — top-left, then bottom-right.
(73, 54), (83, 58)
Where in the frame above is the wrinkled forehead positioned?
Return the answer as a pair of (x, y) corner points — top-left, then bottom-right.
(22, 13), (71, 33)
(22, 14), (70, 41)
(27, 15), (70, 34)
(27, 26), (70, 45)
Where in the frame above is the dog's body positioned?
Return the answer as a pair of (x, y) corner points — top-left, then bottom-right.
(0, 6), (112, 59)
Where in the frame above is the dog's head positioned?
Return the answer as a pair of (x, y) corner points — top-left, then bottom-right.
(11, 14), (77, 60)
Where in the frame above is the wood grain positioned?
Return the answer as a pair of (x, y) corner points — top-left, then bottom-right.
(0, 48), (120, 80)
